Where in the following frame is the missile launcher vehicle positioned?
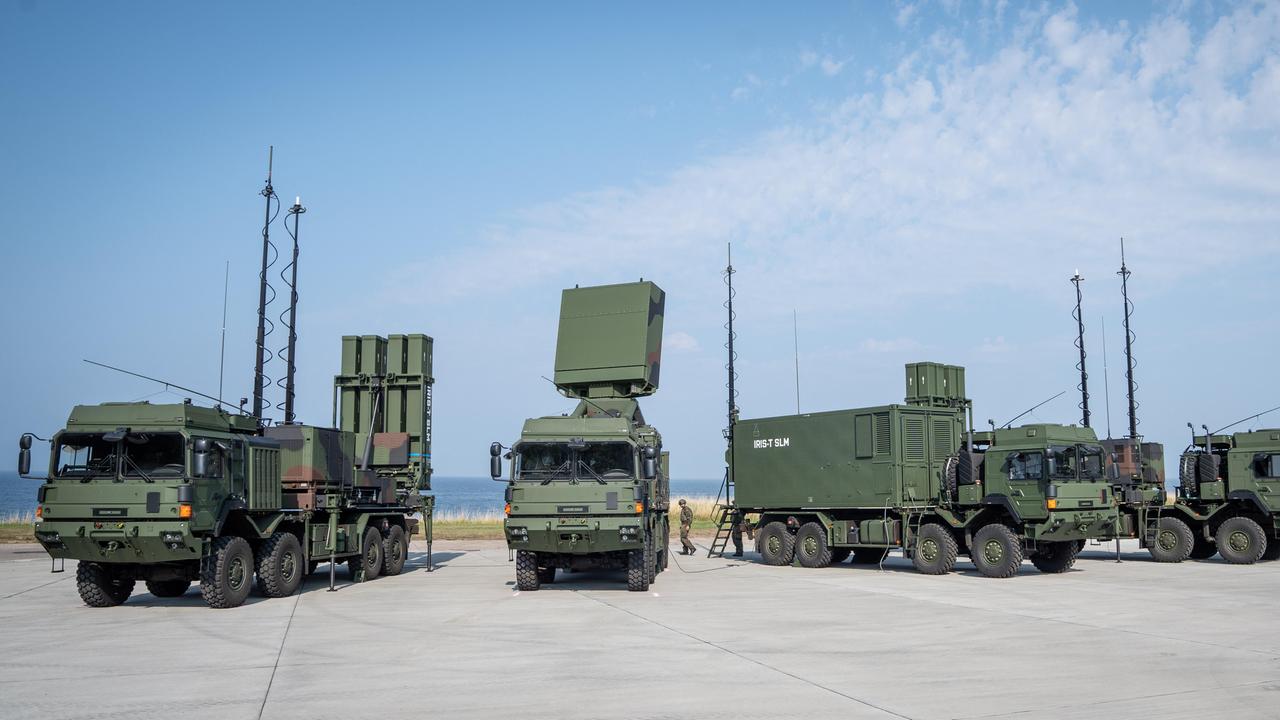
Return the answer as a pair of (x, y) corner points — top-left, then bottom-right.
(1154, 429), (1280, 563)
(491, 281), (670, 591)
(20, 334), (435, 608)
(729, 362), (1121, 578)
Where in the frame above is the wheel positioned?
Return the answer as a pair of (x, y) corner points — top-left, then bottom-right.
(76, 562), (134, 607)
(1189, 533), (1217, 560)
(1216, 517), (1267, 564)
(757, 521), (796, 566)
(516, 550), (540, 591)
(145, 579), (191, 598)
(1147, 517), (1193, 563)
(971, 524), (1023, 578)
(200, 536), (254, 608)
(829, 548), (852, 564)
(255, 532), (304, 598)
(381, 525), (408, 576)
(348, 526), (384, 582)
(1261, 538), (1280, 562)
(626, 548), (650, 591)
(1030, 541), (1079, 574)
(850, 547), (890, 564)
(912, 523), (958, 575)
(794, 522), (833, 568)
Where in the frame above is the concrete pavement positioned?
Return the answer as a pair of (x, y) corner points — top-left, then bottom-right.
(0, 539), (1276, 719)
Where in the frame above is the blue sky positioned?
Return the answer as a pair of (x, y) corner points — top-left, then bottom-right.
(2, 1), (1278, 480)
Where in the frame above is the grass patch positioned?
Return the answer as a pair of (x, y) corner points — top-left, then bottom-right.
(0, 512), (35, 543)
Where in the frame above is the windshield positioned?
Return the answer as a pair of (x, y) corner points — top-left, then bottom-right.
(515, 442), (635, 482)
(1048, 445), (1104, 479)
(54, 432), (186, 479)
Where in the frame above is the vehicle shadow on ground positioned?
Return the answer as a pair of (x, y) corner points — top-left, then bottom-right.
(119, 552), (465, 608)
(503, 568), (639, 592)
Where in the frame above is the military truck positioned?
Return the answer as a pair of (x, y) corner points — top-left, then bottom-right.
(730, 362), (1121, 578)
(490, 281), (670, 592)
(1148, 428), (1280, 564)
(19, 333), (435, 608)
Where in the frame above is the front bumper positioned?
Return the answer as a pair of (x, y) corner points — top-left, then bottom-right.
(504, 516), (646, 555)
(1031, 509), (1121, 541)
(35, 520), (203, 564)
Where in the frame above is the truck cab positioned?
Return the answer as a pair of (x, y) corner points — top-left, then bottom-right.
(1172, 429), (1280, 563)
(969, 424), (1115, 535)
(30, 402), (274, 568)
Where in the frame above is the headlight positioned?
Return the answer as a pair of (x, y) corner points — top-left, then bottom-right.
(161, 531), (185, 548)
(619, 526), (640, 540)
(508, 527), (528, 541)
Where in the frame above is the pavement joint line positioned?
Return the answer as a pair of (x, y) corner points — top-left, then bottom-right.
(2, 573), (71, 600)
(256, 587), (304, 720)
(787, 572), (1280, 660)
(950, 678), (1278, 719)
(572, 588), (917, 720)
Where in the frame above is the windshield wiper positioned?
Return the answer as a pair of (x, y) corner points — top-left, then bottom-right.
(540, 460), (573, 485)
(577, 460), (607, 485)
(120, 454), (154, 483)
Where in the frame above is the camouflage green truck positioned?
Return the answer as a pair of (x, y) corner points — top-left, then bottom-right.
(19, 333), (435, 608)
(491, 281), (670, 592)
(731, 363), (1121, 578)
(1093, 438), (1174, 560)
(1153, 428), (1280, 564)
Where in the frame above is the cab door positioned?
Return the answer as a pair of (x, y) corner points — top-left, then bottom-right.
(1001, 451), (1048, 520)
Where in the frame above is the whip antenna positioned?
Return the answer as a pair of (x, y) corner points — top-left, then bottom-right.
(218, 260), (229, 407)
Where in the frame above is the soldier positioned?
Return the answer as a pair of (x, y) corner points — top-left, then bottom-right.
(678, 498), (696, 555)
(730, 510), (753, 557)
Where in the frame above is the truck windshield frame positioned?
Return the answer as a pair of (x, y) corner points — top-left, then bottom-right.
(54, 432), (187, 480)
(1048, 444), (1104, 480)
(514, 441), (636, 482)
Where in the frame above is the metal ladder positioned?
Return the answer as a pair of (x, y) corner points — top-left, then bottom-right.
(707, 467), (736, 558)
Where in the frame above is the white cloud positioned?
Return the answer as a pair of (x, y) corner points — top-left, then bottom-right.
(400, 3), (1280, 325)
(896, 2), (919, 29)
(978, 336), (1012, 354)
(860, 337), (923, 353)
(666, 331), (700, 352)
(731, 72), (762, 100)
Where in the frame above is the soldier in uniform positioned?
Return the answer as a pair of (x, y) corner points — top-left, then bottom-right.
(678, 498), (696, 555)
(730, 510), (753, 557)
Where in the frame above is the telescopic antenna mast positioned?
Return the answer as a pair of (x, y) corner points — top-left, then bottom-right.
(1070, 270), (1090, 428)
(218, 260), (229, 407)
(252, 146), (278, 423)
(1118, 238), (1141, 465)
(279, 196), (306, 423)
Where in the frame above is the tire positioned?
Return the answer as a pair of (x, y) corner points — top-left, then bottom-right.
(1261, 538), (1280, 562)
(348, 526), (384, 582)
(971, 524), (1023, 579)
(255, 532), (304, 598)
(912, 523), (958, 575)
(76, 562), (134, 607)
(381, 525), (408, 576)
(1030, 541), (1078, 574)
(200, 536), (254, 609)
(956, 450), (976, 486)
(1147, 517), (1193, 563)
(645, 536), (657, 584)
(829, 548), (852, 564)
(794, 522), (833, 568)
(943, 455), (959, 498)
(145, 578), (191, 598)
(1189, 533), (1217, 560)
(516, 550), (540, 591)
(757, 521), (796, 566)
(1216, 517), (1267, 564)
(850, 547), (890, 564)
(626, 548), (650, 591)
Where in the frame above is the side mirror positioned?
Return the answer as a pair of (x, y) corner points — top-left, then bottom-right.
(642, 446), (658, 480)
(192, 438), (211, 478)
(17, 434), (31, 477)
(1046, 456), (1057, 476)
(490, 443), (504, 480)
(1107, 462), (1120, 481)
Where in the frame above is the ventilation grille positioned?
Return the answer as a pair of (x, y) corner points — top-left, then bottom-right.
(903, 417), (926, 462)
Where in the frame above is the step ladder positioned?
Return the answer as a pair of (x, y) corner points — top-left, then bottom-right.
(707, 467), (736, 558)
